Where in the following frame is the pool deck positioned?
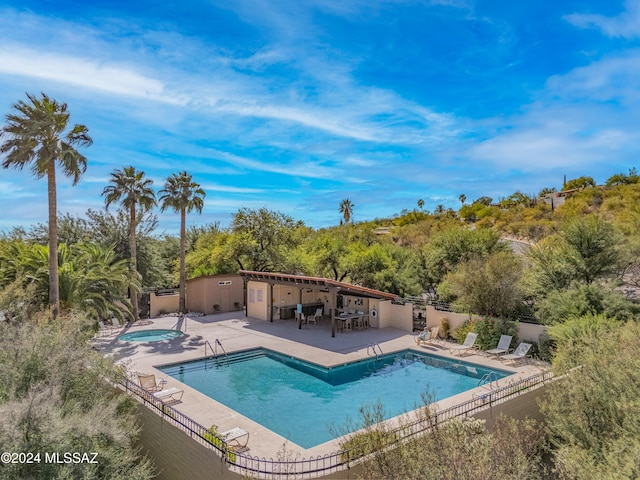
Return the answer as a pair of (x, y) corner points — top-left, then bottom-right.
(92, 313), (549, 459)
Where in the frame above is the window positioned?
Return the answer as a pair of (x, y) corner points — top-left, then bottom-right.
(218, 280), (232, 285)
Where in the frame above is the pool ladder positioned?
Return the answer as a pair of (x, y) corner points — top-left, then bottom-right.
(478, 371), (499, 387)
(367, 343), (383, 360)
(204, 339), (228, 360)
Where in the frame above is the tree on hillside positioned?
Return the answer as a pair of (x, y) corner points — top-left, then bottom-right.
(103, 166), (156, 321)
(0, 93), (92, 318)
(538, 187), (557, 197)
(534, 282), (639, 324)
(458, 193), (466, 206)
(525, 215), (621, 297)
(339, 198), (354, 224)
(417, 198), (424, 210)
(561, 215), (620, 284)
(423, 227), (506, 287)
(445, 251), (523, 318)
(159, 171), (206, 314)
(563, 176), (595, 191)
(605, 167), (639, 187)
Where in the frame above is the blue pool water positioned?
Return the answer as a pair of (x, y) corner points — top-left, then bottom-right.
(118, 329), (184, 342)
(159, 349), (510, 448)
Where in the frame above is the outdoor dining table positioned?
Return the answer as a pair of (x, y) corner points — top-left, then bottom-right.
(337, 313), (361, 332)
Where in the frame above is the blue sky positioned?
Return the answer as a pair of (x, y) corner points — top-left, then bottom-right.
(1, 0), (639, 233)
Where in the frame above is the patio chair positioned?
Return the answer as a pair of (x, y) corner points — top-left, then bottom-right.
(486, 335), (513, 357)
(305, 313), (317, 325)
(138, 373), (162, 392)
(415, 326), (441, 346)
(449, 332), (478, 356)
(500, 342), (532, 365)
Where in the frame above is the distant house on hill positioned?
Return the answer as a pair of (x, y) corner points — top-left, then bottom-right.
(538, 188), (581, 209)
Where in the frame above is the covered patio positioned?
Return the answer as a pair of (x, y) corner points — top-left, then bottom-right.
(239, 270), (407, 337)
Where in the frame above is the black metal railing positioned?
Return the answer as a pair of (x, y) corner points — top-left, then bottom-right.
(115, 369), (552, 478)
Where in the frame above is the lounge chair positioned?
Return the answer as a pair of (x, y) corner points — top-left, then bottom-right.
(415, 326), (442, 346)
(500, 342), (532, 365)
(449, 332), (478, 356)
(486, 335), (513, 357)
(222, 427), (250, 449)
(153, 387), (184, 403)
(138, 373), (184, 402)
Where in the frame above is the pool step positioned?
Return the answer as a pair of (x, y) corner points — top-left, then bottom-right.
(162, 349), (265, 375)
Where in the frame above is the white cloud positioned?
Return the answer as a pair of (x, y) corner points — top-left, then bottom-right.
(0, 47), (182, 104)
(546, 51), (640, 105)
(0, 180), (37, 199)
(565, 0), (640, 39)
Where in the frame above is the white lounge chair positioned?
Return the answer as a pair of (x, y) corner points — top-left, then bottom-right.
(153, 387), (184, 402)
(500, 342), (532, 365)
(222, 427), (250, 449)
(449, 332), (478, 356)
(486, 335), (513, 357)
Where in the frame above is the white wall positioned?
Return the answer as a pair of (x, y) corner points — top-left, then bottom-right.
(425, 306), (547, 342)
(377, 301), (413, 331)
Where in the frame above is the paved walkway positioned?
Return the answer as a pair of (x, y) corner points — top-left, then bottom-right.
(93, 313), (547, 459)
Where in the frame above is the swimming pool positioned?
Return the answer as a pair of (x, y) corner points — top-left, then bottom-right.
(159, 349), (510, 448)
(118, 329), (184, 342)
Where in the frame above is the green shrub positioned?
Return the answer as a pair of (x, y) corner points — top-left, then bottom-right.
(454, 319), (477, 343)
(201, 425), (236, 461)
(474, 317), (519, 351)
(535, 330), (554, 362)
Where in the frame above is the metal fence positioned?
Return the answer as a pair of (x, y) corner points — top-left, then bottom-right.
(115, 369), (552, 479)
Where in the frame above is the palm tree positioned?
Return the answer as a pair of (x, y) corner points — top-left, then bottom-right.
(458, 194), (466, 206)
(102, 166), (156, 321)
(159, 171), (206, 314)
(339, 199), (354, 224)
(417, 199), (424, 210)
(0, 93), (92, 318)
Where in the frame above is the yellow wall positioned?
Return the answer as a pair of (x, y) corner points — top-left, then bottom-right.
(149, 293), (179, 317)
